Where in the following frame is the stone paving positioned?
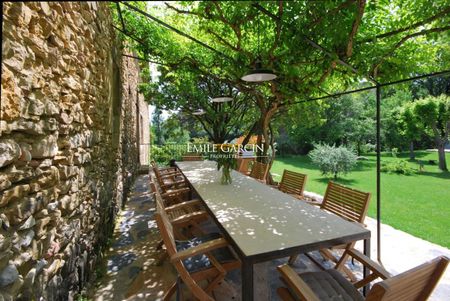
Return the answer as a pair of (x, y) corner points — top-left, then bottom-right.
(88, 175), (450, 300)
(88, 175), (176, 300)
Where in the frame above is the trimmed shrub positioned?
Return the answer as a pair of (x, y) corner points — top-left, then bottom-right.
(309, 143), (358, 179)
(381, 159), (416, 175)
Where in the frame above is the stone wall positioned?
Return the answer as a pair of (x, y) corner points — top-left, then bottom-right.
(0, 2), (148, 300)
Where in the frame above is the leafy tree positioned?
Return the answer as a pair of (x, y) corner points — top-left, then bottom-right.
(141, 70), (256, 143)
(411, 94), (450, 171)
(113, 1), (450, 159)
(382, 89), (420, 159)
(309, 143), (358, 179)
(162, 113), (190, 144)
(395, 104), (423, 160)
(152, 107), (165, 145)
(274, 90), (376, 155)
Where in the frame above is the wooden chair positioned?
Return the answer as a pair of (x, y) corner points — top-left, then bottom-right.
(236, 157), (254, 175)
(277, 250), (449, 301)
(249, 161), (269, 183)
(152, 164), (187, 192)
(276, 170), (307, 199)
(182, 153), (203, 161)
(289, 182), (371, 281)
(152, 182), (209, 240)
(151, 160), (180, 176)
(155, 203), (241, 300)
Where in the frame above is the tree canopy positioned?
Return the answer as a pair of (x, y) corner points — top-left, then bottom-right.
(112, 1), (450, 155)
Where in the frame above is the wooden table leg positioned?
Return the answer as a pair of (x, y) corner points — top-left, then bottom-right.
(363, 238), (371, 296)
(242, 258), (253, 301)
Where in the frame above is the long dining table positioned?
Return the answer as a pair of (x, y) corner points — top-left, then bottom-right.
(176, 160), (371, 301)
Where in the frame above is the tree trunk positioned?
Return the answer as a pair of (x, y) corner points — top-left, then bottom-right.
(409, 141), (415, 161)
(436, 140), (448, 171)
(357, 141), (361, 156)
(253, 113), (272, 163)
(242, 121), (259, 146)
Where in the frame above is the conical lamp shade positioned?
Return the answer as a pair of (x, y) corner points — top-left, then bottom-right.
(211, 96), (233, 102)
(241, 60), (277, 82)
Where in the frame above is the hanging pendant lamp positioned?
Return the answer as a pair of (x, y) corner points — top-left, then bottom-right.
(241, 57), (277, 82)
(211, 96), (233, 102)
(242, 13), (277, 82)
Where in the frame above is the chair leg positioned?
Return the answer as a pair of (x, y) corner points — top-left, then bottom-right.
(156, 239), (164, 250)
(288, 254), (298, 265)
(154, 251), (168, 266)
(176, 277), (183, 301)
(204, 273), (225, 294)
(164, 281), (177, 301)
(277, 287), (297, 301)
(304, 253), (327, 270)
(322, 249), (357, 282)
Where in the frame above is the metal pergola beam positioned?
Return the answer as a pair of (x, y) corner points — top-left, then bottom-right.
(116, 2), (126, 32)
(114, 2), (450, 264)
(292, 69), (450, 105)
(291, 69), (449, 263)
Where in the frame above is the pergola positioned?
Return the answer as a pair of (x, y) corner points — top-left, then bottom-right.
(114, 1), (450, 262)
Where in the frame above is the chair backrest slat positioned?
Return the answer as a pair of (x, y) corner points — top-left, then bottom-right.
(249, 161), (269, 181)
(321, 182), (371, 224)
(279, 170), (307, 197)
(366, 256), (449, 301)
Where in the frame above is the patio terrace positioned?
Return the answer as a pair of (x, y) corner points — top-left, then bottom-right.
(88, 174), (450, 301)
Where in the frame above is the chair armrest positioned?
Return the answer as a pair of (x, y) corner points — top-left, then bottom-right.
(347, 248), (391, 279)
(165, 199), (202, 212)
(277, 265), (320, 301)
(160, 173), (183, 180)
(170, 238), (228, 262)
(161, 187), (191, 198)
(159, 167), (179, 173)
(171, 211), (208, 225)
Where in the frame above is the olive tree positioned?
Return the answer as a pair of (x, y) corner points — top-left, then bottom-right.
(309, 143), (358, 179)
(411, 94), (450, 171)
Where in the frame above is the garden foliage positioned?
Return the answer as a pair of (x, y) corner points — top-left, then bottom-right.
(309, 143), (357, 179)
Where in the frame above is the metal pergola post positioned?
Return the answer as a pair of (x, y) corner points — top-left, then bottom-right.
(376, 85), (382, 263)
(115, 2), (450, 265)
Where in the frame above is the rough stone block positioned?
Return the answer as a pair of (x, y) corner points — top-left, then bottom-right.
(30, 135), (58, 158)
(0, 264), (19, 288)
(34, 217), (51, 238)
(0, 139), (21, 168)
(4, 195), (42, 225)
(26, 98), (45, 116)
(0, 68), (22, 121)
(0, 184), (30, 208)
(18, 216), (36, 231)
(0, 250), (14, 271)
(7, 2), (33, 27)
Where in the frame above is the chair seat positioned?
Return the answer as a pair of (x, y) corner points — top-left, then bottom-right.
(294, 269), (364, 301)
(176, 233), (235, 273)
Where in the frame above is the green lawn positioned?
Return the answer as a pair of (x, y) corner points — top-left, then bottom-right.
(271, 151), (450, 248)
